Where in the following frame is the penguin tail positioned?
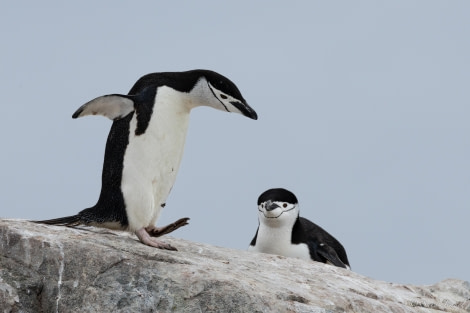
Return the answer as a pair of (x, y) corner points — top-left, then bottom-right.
(32, 215), (82, 227)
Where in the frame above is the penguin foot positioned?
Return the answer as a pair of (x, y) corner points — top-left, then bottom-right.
(135, 228), (177, 250)
(145, 217), (190, 237)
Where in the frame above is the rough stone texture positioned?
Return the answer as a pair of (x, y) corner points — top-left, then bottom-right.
(0, 219), (469, 313)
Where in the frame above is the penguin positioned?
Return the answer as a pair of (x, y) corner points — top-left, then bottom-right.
(35, 69), (257, 250)
(248, 188), (350, 269)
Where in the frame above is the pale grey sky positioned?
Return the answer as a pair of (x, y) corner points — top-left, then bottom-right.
(1, 1), (469, 285)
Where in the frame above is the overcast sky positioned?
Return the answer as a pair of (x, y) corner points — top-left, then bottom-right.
(1, 1), (469, 285)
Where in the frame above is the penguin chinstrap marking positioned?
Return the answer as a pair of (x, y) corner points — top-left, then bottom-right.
(248, 188), (350, 269)
(35, 69), (257, 250)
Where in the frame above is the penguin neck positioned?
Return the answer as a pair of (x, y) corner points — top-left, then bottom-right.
(144, 86), (194, 148)
(155, 85), (198, 112)
(257, 218), (296, 248)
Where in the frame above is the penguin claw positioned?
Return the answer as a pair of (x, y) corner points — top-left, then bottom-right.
(145, 217), (190, 237)
(135, 228), (177, 250)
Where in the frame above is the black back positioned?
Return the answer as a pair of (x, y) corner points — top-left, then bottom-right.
(293, 217), (350, 268)
(77, 113), (132, 225)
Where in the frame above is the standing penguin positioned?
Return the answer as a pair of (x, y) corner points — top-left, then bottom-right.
(35, 70), (257, 250)
(249, 188), (350, 268)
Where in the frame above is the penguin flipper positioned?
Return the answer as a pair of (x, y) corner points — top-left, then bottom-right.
(317, 243), (348, 269)
(72, 94), (135, 120)
(33, 215), (82, 227)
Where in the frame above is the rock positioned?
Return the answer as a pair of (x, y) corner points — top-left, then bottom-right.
(0, 219), (469, 313)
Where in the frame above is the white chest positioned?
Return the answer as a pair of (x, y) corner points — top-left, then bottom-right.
(249, 224), (311, 261)
(121, 88), (192, 230)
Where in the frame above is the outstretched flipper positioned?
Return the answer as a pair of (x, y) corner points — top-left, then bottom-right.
(72, 94), (135, 120)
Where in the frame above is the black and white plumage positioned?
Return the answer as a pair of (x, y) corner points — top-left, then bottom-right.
(248, 188), (350, 269)
(35, 69), (257, 250)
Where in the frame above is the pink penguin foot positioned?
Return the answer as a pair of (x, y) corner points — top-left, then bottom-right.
(135, 228), (177, 250)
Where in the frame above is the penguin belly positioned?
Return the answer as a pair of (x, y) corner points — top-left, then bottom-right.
(250, 226), (311, 261)
(121, 96), (191, 231)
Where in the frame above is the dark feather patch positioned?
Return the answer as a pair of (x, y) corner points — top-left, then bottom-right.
(292, 217), (350, 268)
(132, 86), (157, 135)
(258, 188), (298, 205)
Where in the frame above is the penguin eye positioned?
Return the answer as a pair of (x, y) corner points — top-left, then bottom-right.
(220, 94), (228, 99)
(261, 203), (264, 208)
(282, 203), (288, 208)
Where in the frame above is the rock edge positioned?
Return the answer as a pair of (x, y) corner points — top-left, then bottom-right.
(1, 219), (469, 313)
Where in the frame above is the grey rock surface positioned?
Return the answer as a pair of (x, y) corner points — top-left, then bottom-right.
(0, 219), (469, 313)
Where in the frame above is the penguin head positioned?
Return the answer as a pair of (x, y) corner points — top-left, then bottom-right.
(257, 188), (299, 228)
(71, 70), (257, 121)
(188, 70), (258, 120)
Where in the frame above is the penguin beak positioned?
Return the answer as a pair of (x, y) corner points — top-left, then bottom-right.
(230, 101), (258, 120)
(265, 201), (280, 212)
